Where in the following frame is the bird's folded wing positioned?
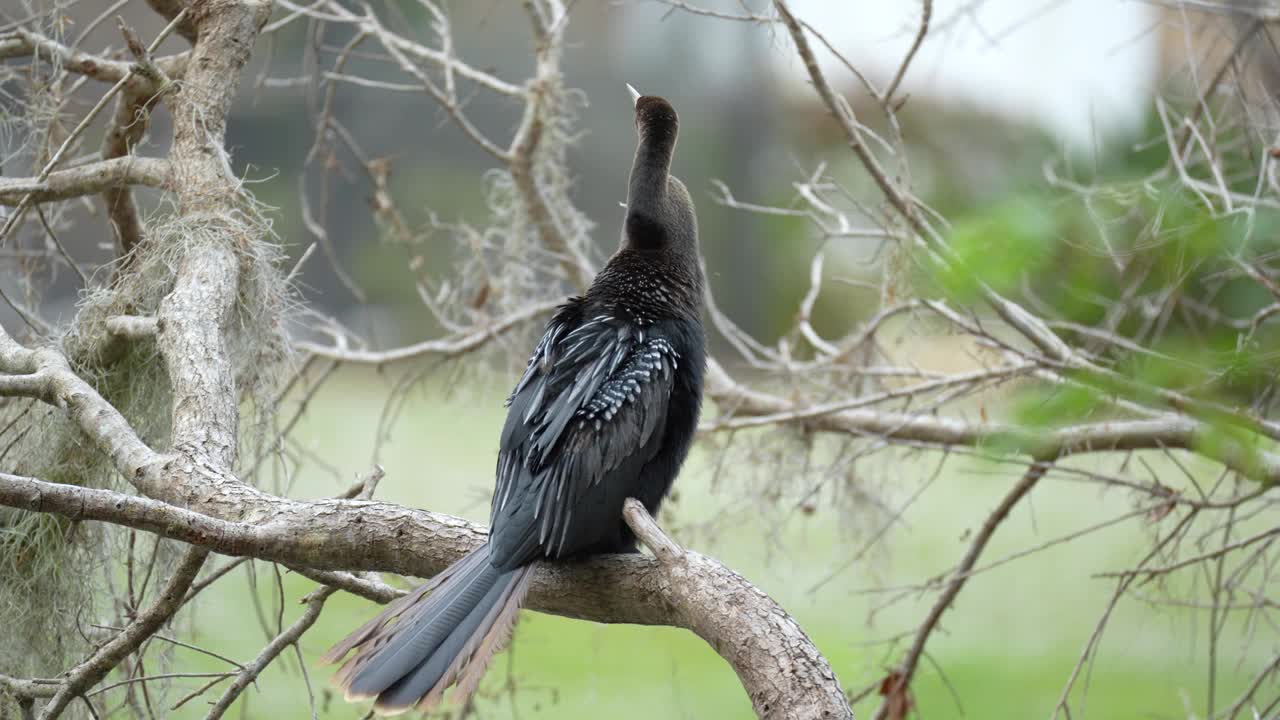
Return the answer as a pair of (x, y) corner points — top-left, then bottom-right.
(492, 311), (679, 564)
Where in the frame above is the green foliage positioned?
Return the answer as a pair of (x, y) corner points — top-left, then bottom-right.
(933, 195), (1059, 303)
(1192, 419), (1269, 482)
(1012, 382), (1105, 429)
(926, 177), (1279, 435)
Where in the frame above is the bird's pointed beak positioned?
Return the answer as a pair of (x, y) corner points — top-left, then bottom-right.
(626, 83), (641, 106)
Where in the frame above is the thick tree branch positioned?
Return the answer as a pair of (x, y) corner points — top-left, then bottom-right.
(623, 499), (853, 720)
(157, 244), (239, 466)
(0, 325), (160, 481)
(153, 0), (270, 469)
(0, 470), (645, 622)
(0, 469), (856, 718)
(166, 0), (269, 215)
(0, 467), (751, 629)
(0, 675), (59, 700)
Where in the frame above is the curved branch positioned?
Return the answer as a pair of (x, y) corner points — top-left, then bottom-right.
(0, 471), (850, 720)
(0, 470), (677, 624)
(623, 499), (853, 720)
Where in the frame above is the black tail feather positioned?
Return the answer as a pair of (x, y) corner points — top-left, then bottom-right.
(373, 572), (510, 711)
(322, 544), (532, 716)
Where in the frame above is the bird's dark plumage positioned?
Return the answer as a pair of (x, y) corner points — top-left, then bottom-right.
(323, 89), (706, 715)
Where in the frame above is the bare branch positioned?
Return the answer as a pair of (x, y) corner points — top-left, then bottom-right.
(772, 0), (924, 234)
(203, 587), (336, 719)
(287, 1), (523, 96)
(289, 567), (404, 604)
(359, 10), (509, 162)
(881, 0), (932, 106)
(0, 468), (853, 703)
(1, 1), (1274, 717)
(507, 0), (595, 288)
(0, 372), (56, 402)
(102, 90), (153, 256)
(0, 30), (187, 92)
(0, 324), (160, 479)
(157, 244), (240, 466)
(100, 16), (178, 259)
(296, 299), (561, 364)
(1096, 524), (1280, 580)
(1, 468), (851, 720)
(622, 497), (682, 564)
(704, 361), (1280, 486)
(1221, 651), (1280, 720)
(0, 675), (59, 700)
(0, 158), (171, 206)
(873, 461), (1051, 720)
(622, 499), (853, 720)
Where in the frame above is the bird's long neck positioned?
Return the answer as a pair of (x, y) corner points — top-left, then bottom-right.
(627, 127), (675, 219)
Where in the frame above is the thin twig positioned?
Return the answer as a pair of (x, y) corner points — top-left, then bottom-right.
(203, 587), (336, 720)
(38, 547), (209, 720)
(881, 0), (932, 106)
(873, 460), (1052, 720)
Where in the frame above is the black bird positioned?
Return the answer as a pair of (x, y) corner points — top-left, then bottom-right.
(322, 86), (706, 715)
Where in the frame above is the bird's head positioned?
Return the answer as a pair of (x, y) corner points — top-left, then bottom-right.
(629, 83), (679, 148)
(623, 85), (697, 260)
